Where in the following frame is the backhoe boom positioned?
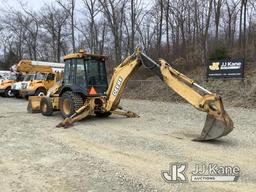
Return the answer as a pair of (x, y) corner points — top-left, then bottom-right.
(102, 49), (233, 140)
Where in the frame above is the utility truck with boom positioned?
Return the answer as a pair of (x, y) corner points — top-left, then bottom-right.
(28, 48), (234, 141)
(1, 60), (64, 98)
(14, 60), (64, 98)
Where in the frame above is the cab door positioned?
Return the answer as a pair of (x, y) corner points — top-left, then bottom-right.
(85, 58), (108, 95)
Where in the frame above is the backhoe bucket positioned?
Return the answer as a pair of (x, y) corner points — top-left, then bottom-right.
(27, 96), (42, 113)
(194, 111), (234, 141)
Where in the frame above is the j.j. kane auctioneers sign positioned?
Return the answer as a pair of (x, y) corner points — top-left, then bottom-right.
(207, 59), (244, 78)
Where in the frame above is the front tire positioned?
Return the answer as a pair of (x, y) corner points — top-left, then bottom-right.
(60, 91), (84, 118)
(5, 87), (14, 97)
(40, 97), (54, 116)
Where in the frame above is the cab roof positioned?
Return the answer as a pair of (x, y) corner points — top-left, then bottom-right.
(64, 49), (107, 60)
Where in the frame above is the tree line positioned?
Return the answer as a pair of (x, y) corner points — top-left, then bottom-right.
(0, 0), (255, 71)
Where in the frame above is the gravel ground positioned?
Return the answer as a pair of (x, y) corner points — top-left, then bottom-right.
(0, 97), (255, 192)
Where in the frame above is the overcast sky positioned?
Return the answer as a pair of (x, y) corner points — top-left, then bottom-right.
(0, 0), (91, 15)
(0, 0), (51, 11)
(0, 0), (151, 14)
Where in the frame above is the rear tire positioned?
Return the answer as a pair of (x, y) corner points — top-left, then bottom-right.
(60, 91), (84, 118)
(40, 97), (54, 116)
(5, 87), (14, 97)
(35, 88), (47, 97)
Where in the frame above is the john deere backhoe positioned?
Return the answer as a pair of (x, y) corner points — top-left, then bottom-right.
(28, 48), (234, 141)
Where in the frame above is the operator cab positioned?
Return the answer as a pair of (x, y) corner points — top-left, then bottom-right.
(63, 49), (108, 96)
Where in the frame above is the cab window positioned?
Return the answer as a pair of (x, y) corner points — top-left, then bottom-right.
(35, 73), (46, 80)
(24, 74), (35, 81)
(64, 59), (76, 84)
(76, 59), (86, 87)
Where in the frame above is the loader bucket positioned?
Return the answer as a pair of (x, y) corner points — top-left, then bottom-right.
(194, 111), (234, 141)
(27, 96), (42, 113)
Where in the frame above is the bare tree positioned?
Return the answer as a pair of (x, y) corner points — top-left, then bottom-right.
(41, 5), (69, 62)
(242, 0), (248, 59)
(165, 0), (170, 54)
(156, 0), (164, 57)
(56, 0), (76, 52)
(136, 10), (157, 54)
(203, 0), (214, 64)
(214, 0), (223, 41)
(225, 0), (239, 49)
(129, 0), (142, 53)
(81, 0), (101, 53)
(98, 0), (127, 63)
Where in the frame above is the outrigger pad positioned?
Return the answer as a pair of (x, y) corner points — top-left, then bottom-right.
(194, 112), (234, 141)
(56, 118), (73, 128)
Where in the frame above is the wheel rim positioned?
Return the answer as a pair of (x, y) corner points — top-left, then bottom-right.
(38, 92), (45, 97)
(8, 90), (14, 97)
(63, 98), (71, 115)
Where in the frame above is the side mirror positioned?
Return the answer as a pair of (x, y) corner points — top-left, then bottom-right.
(47, 73), (55, 81)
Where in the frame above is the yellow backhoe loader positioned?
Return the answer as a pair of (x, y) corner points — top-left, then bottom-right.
(28, 48), (234, 141)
